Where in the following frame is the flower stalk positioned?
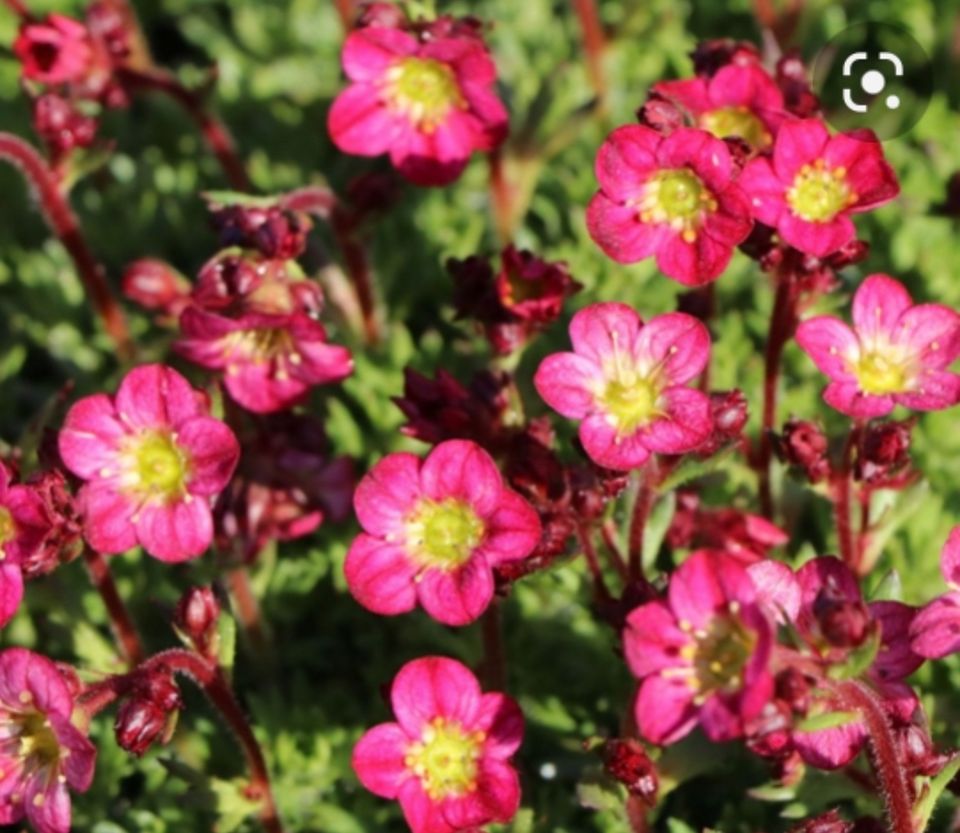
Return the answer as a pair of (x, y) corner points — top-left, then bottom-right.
(82, 547), (146, 667)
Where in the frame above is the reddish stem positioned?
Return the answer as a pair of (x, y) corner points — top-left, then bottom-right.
(834, 425), (860, 574)
(3, 0), (29, 19)
(82, 547), (146, 667)
(488, 148), (516, 245)
(600, 519), (630, 583)
(838, 680), (915, 833)
(227, 567), (268, 656)
(333, 0), (356, 29)
(0, 133), (133, 359)
(571, 0), (608, 104)
(757, 268), (798, 518)
(628, 461), (657, 582)
(479, 601), (506, 692)
(117, 68), (250, 192)
(578, 524), (612, 600)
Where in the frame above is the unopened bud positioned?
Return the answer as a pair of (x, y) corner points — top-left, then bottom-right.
(776, 418), (829, 483)
(601, 739), (658, 806)
(174, 586), (221, 658)
(122, 259), (192, 317)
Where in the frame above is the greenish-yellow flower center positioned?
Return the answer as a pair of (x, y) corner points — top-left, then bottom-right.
(385, 57), (465, 131)
(855, 351), (909, 395)
(637, 169), (717, 242)
(406, 498), (485, 569)
(600, 376), (662, 435)
(404, 717), (484, 800)
(700, 106), (771, 149)
(0, 507), (15, 557)
(132, 431), (189, 499)
(15, 710), (62, 771)
(676, 606), (756, 701)
(786, 160), (856, 223)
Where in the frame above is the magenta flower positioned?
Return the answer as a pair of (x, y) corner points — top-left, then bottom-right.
(328, 25), (508, 187)
(0, 648), (96, 833)
(654, 63), (786, 150)
(345, 440), (541, 626)
(0, 463), (50, 628)
(13, 15), (93, 86)
(623, 550), (773, 744)
(58, 364), (240, 563)
(796, 274), (960, 418)
(585, 126), (753, 285)
(177, 308), (353, 413)
(739, 119), (899, 257)
(353, 656), (523, 833)
(534, 303), (712, 470)
(911, 526), (960, 659)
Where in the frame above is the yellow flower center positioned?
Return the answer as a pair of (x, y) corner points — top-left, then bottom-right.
(786, 160), (856, 223)
(855, 351), (909, 395)
(675, 606), (756, 701)
(406, 498), (485, 570)
(16, 711), (61, 771)
(384, 57), (465, 132)
(600, 377), (661, 435)
(700, 106), (771, 149)
(404, 717), (485, 800)
(0, 507), (15, 559)
(128, 431), (189, 500)
(636, 169), (717, 243)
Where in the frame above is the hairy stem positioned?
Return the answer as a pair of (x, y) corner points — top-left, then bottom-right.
(838, 679), (915, 833)
(834, 426), (860, 573)
(3, 0), (29, 19)
(628, 460), (658, 582)
(0, 133), (133, 359)
(82, 547), (145, 667)
(600, 519), (630, 583)
(227, 567), (268, 657)
(334, 0), (356, 29)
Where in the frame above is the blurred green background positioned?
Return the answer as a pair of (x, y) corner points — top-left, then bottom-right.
(3, 0), (960, 830)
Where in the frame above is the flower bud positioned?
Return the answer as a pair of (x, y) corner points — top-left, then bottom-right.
(115, 669), (181, 757)
(788, 809), (853, 833)
(856, 420), (912, 485)
(601, 739), (658, 805)
(122, 259), (192, 318)
(32, 94), (97, 162)
(174, 586), (221, 658)
(212, 205), (311, 260)
(812, 589), (870, 649)
(776, 418), (829, 483)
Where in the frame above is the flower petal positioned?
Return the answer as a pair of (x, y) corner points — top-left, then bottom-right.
(474, 693), (524, 758)
(823, 381), (894, 419)
(569, 302), (642, 366)
(478, 490), (541, 565)
(352, 722), (413, 799)
(341, 27), (417, 81)
(398, 778), (456, 833)
(417, 557), (494, 626)
(134, 498), (213, 563)
(178, 417), (240, 497)
(114, 364), (203, 430)
(58, 394), (125, 479)
(328, 84), (403, 157)
(773, 118), (829, 181)
(533, 352), (600, 419)
(344, 534), (419, 616)
(353, 452), (423, 538)
(635, 674), (699, 745)
(594, 125), (661, 200)
(624, 600), (693, 678)
(852, 274), (913, 347)
(578, 413), (650, 471)
(635, 313), (710, 385)
(0, 564), (23, 629)
(391, 656), (482, 736)
(78, 484), (136, 555)
(894, 303), (960, 369)
(795, 316), (859, 381)
(586, 194), (665, 264)
(420, 440), (503, 517)
(641, 387), (712, 454)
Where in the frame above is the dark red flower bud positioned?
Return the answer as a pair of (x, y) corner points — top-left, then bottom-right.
(691, 39), (760, 76)
(174, 586), (221, 657)
(856, 420), (913, 485)
(775, 667), (811, 714)
(32, 93), (97, 163)
(776, 418), (830, 483)
(344, 172), (403, 220)
(696, 389), (749, 456)
(115, 668), (181, 757)
(21, 469), (82, 578)
(776, 50), (821, 118)
(601, 739), (658, 805)
(122, 258), (192, 318)
(212, 205), (311, 260)
(745, 700), (794, 758)
(812, 588), (871, 649)
(788, 809), (853, 833)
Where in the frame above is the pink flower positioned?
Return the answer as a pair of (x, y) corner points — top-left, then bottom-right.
(0, 648), (96, 833)
(654, 63), (786, 150)
(13, 15), (93, 86)
(739, 119), (899, 257)
(0, 463), (51, 628)
(534, 303), (712, 470)
(911, 527), (960, 659)
(328, 26), (508, 186)
(58, 364), (240, 563)
(795, 274), (960, 418)
(353, 656), (523, 833)
(623, 550), (773, 744)
(345, 440), (541, 626)
(586, 126), (753, 285)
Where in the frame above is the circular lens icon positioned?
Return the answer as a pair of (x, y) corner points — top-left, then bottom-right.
(811, 22), (933, 140)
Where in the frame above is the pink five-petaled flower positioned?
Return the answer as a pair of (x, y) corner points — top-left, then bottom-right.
(345, 439), (541, 626)
(0, 463), (50, 628)
(0, 648), (96, 833)
(623, 550), (773, 744)
(534, 303), (712, 470)
(795, 274), (960, 418)
(586, 126), (753, 285)
(353, 656), (523, 833)
(910, 526), (960, 659)
(654, 63), (786, 150)
(328, 25), (508, 187)
(739, 119), (899, 257)
(58, 364), (240, 562)
(13, 15), (93, 86)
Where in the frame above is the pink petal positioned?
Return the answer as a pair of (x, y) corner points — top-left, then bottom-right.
(795, 316), (859, 381)
(341, 27), (417, 81)
(894, 303), (960, 369)
(653, 77), (712, 115)
(328, 84), (402, 157)
(586, 194), (665, 264)
(823, 381), (894, 419)
(49, 714), (96, 791)
(773, 118), (829, 181)
(391, 656), (482, 736)
(594, 125), (661, 200)
(641, 387), (712, 454)
(460, 83), (508, 147)
(910, 592), (960, 659)
(353, 452), (423, 538)
(869, 601), (922, 681)
(470, 758), (521, 823)
(942, 526), (960, 588)
(578, 413), (651, 471)
(134, 498), (213, 563)
(794, 708), (866, 770)
(420, 440), (503, 517)
(439, 39), (497, 86)
(478, 490), (541, 565)
(569, 303), (642, 366)
(656, 127), (733, 191)
(635, 674), (698, 745)
(352, 722), (413, 799)
(779, 212), (855, 258)
(0, 648), (72, 716)
(624, 600), (693, 678)
(698, 693), (744, 741)
(709, 64), (784, 112)
(747, 560), (800, 624)
(58, 394), (126, 479)
(398, 778), (456, 833)
(739, 157), (785, 226)
(224, 360), (309, 414)
(344, 535), (418, 617)
(473, 693), (524, 758)
(79, 484), (137, 555)
(25, 771), (72, 833)
(115, 364), (203, 430)
(824, 131), (899, 210)
(635, 313), (710, 385)
(896, 370), (960, 411)
(177, 417), (239, 497)
(417, 557), (494, 626)
(533, 353), (601, 419)
(394, 140), (469, 187)
(704, 185), (753, 244)
(655, 228), (734, 286)
(669, 550), (755, 628)
(852, 274), (913, 345)
(0, 564), (23, 629)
